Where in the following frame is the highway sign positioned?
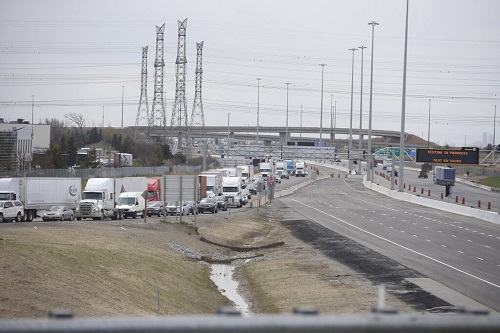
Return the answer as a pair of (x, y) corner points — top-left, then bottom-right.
(416, 147), (479, 164)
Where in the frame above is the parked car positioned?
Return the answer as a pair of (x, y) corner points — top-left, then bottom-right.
(213, 196), (228, 211)
(198, 198), (218, 214)
(0, 200), (24, 223)
(183, 201), (197, 215)
(147, 201), (165, 217)
(166, 201), (189, 216)
(42, 205), (74, 221)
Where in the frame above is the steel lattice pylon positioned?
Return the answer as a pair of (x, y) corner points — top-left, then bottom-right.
(189, 41), (205, 143)
(134, 46), (149, 139)
(150, 24), (166, 141)
(170, 19), (188, 150)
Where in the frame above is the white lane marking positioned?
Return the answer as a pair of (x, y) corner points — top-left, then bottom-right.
(413, 235), (418, 238)
(467, 240), (473, 243)
(292, 198), (500, 290)
(477, 257), (484, 261)
(441, 245), (447, 248)
(458, 251), (464, 254)
(451, 235), (457, 238)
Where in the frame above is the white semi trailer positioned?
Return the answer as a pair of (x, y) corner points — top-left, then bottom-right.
(0, 177), (82, 221)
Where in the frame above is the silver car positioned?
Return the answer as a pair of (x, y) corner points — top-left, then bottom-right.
(42, 206), (74, 221)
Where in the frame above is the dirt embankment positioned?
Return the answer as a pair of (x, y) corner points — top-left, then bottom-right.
(1, 199), (442, 319)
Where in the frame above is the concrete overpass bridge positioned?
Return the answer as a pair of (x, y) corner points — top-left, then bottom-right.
(136, 125), (406, 146)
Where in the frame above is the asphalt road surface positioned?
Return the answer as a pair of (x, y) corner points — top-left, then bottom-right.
(278, 175), (500, 312)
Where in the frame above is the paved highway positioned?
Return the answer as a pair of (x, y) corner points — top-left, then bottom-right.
(278, 174), (500, 312)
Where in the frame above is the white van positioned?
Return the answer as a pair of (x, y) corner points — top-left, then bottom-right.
(116, 192), (145, 219)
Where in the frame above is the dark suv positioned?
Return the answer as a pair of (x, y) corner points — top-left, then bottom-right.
(213, 196), (228, 211)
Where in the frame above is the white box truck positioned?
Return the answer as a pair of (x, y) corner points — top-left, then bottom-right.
(199, 170), (224, 198)
(116, 192), (146, 219)
(238, 165), (253, 184)
(0, 177), (82, 221)
(222, 176), (243, 208)
(75, 177), (147, 220)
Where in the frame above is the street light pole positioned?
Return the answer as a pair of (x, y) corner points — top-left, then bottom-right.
(349, 48), (357, 170)
(428, 99), (431, 148)
(31, 95), (34, 124)
(494, 105), (497, 163)
(285, 82), (291, 145)
(368, 21), (378, 182)
(399, 0), (410, 192)
(358, 46), (366, 175)
(319, 64), (327, 146)
(330, 94), (333, 146)
(257, 78), (261, 145)
(121, 86), (124, 128)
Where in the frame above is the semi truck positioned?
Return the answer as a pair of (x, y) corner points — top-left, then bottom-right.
(259, 162), (272, 179)
(222, 176), (243, 208)
(147, 178), (161, 202)
(433, 166), (456, 186)
(237, 165), (253, 184)
(295, 161), (306, 177)
(275, 161), (287, 179)
(285, 160), (294, 176)
(0, 177), (82, 222)
(75, 177), (147, 220)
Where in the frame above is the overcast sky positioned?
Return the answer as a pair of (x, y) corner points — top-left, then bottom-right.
(1, 0), (500, 147)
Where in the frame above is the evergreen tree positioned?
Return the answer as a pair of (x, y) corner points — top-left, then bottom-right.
(121, 135), (134, 153)
(161, 143), (172, 160)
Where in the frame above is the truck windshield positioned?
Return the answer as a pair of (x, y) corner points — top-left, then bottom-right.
(223, 187), (238, 192)
(118, 197), (135, 205)
(82, 192), (103, 200)
(0, 193), (11, 200)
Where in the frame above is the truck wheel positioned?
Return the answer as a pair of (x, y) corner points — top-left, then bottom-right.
(100, 211), (105, 220)
(0, 213), (4, 223)
(70, 214), (74, 221)
(27, 211), (33, 222)
(61, 215), (64, 222)
(133, 212), (137, 219)
(77, 217), (81, 221)
(15, 212), (22, 222)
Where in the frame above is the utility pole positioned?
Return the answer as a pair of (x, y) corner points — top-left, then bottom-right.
(102, 106), (104, 127)
(358, 46), (367, 175)
(285, 82), (290, 145)
(121, 86), (124, 128)
(349, 48), (357, 170)
(367, 20), (379, 182)
(399, 0), (410, 192)
(319, 64), (326, 146)
(31, 95), (34, 124)
(428, 99), (431, 148)
(300, 105), (303, 138)
(257, 78), (261, 144)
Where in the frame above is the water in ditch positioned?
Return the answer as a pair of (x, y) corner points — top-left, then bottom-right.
(210, 263), (250, 316)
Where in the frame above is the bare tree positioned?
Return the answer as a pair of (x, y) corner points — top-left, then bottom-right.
(64, 113), (85, 131)
(44, 118), (65, 143)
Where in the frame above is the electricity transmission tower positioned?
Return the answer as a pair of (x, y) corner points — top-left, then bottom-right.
(149, 24), (167, 141)
(170, 18), (188, 150)
(134, 46), (149, 139)
(189, 41), (206, 142)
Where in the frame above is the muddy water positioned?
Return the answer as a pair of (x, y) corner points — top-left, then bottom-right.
(210, 263), (250, 315)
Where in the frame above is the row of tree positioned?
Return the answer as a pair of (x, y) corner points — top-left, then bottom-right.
(35, 114), (188, 169)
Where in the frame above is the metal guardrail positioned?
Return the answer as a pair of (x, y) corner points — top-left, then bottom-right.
(2, 309), (500, 333)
